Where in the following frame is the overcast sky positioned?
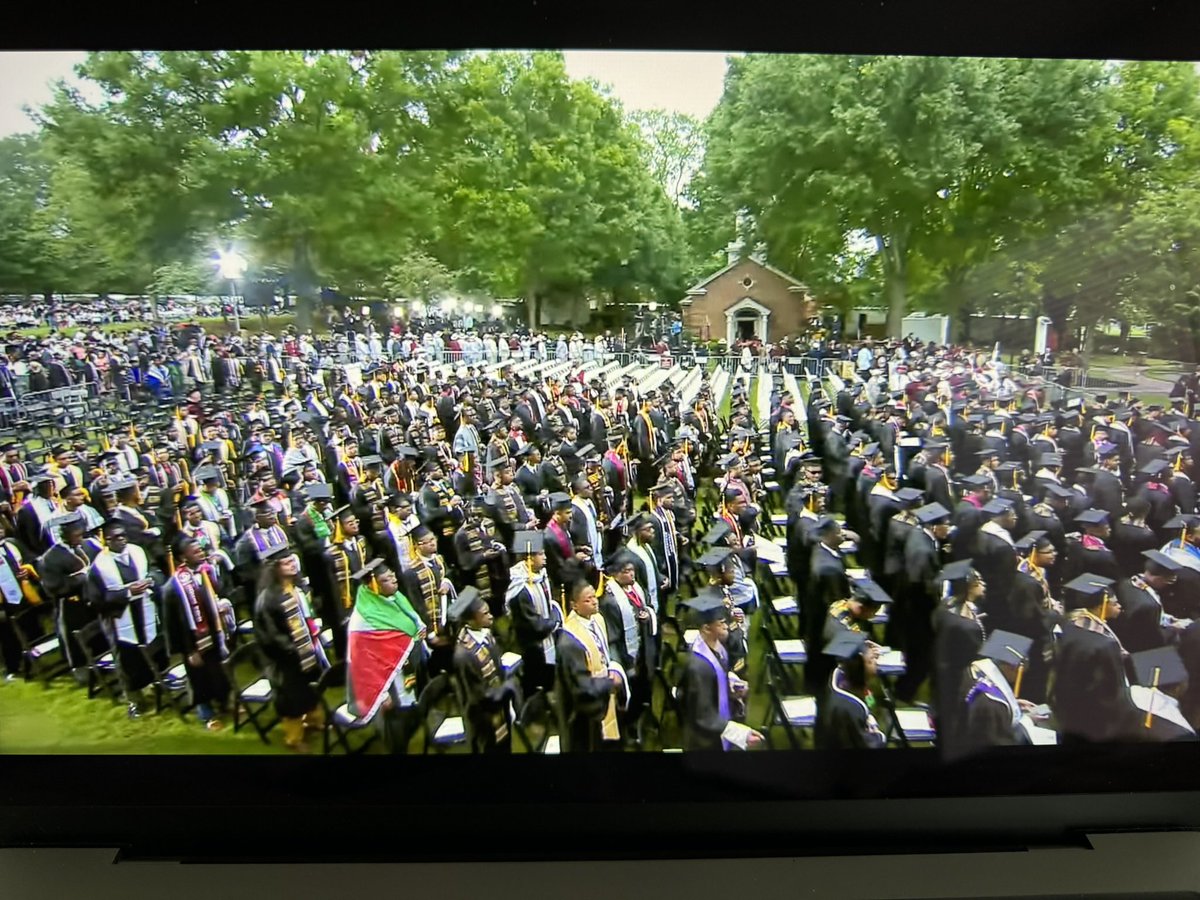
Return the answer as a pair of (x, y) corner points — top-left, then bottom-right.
(0, 50), (730, 138)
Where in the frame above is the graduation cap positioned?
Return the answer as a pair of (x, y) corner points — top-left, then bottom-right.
(923, 441), (948, 455)
(960, 474), (991, 489)
(603, 550), (638, 575)
(1064, 573), (1115, 609)
(351, 558), (385, 583)
(548, 492), (572, 511)
(360, 454), (383, 468)
(975, 448), (1001, 460)
(824, 629), (869, 661)
(514, 443), (538, 459)
(703, 520), (734, 545)
(1014, 530), (1051, 553)
(199, 441), (224, 455)
(449, 586), (486, 624)
(651, 480), (676, 497)
(697, 546), (735, 570)
(978, 629), (1034, 670)
(719, 453), (742, 470)
(1142, 549), (1182, 574)
(981, 498), (1014, 517)
(303, 483), (333, 502)
(1163, 514), (1200, 531)
(194, 465), (223, 483)
(851, 578), (892, 606)
(935, 559), (978, 586)
(813, 514), (840, 534)
(860, 442), (881, 457)
(49, 511), (84, 531)
(1139, 459), (1170, 478)
(1043, 482), (1074, 500)
(627, 511), (655, 531)
(1131, 646), (1188, 692)
(512, 530), (544, 556)
(409, 523), (433, 541)
(256, 542), (293, 563)
(914, 502), (951, 525)
(895, 487), (925, 505)
(681, 588), (731, 625)
(1073, 508), (1109, 527)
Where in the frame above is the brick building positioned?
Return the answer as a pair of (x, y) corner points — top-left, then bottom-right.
(679, 250), (818, 345)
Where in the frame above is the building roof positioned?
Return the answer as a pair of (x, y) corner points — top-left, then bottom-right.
(680, 256), (811, 302)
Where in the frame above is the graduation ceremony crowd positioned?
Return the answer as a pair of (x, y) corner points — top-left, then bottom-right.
(3, 319), (1200, 756)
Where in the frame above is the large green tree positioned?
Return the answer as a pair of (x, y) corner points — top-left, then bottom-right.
(700, 54), (1120, 336)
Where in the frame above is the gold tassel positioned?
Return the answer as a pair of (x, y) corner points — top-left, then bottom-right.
(166, 548), (176, 577)
(175, 508), (183, 530)
(199, 568), (224, 637)
(1175, 453), (1184, 474)
(1013, 662), (1026, 700)
(1146, 666), (1160, 729)
(1100, 591), (1109, 621)
(101, 433), (111, 452)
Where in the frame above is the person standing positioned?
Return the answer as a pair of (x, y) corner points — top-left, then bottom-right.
(555, 579), (627, 751)
(677, 591), (764, 751)
(252, 542), (327, 752)
(161, 537), (234, 730)
(450, 586), (519, 753)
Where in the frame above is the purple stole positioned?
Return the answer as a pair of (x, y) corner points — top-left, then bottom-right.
(691, 637), (733, 750)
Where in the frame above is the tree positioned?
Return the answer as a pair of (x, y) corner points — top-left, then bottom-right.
(382, 250), (459, 301)
(630, 108), (704, 207)
(0, 133), (54, 296)
(428, 52), (677, 328)
(701, 55), (1121, 337)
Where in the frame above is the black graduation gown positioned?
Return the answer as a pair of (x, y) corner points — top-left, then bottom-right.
(896, 526), (942, 700)
(1111, 521), (1160, 577)
(815, 676), (886, 750)
(950, 501), (984, 562)
(1053, 625), (1141, 744)
(400, 558), (454, 676)
(252, 586), (321, 719)
(1112, 578), (1173, 653)
(678, 642), (740, 751)
(452, 631), (516, 753)
(1135, 482), (1178, 532)
(1065, 539), (1121, 584)
(805, 544), (848, 690)
(554, 626), (614, 752)
(973, 529), (1018, 623)
(1091, 470), (1125, 522)
(962, 685), (1031, 752)
(507, 579), (561, 695)
(38, 541), (101, 669)
(161, 572), (232, 708)
(924, 464), (955, 511)
(865, 492), (902, 576)
(1170, 473), (1197, 516)
(931, 607), (986, 758)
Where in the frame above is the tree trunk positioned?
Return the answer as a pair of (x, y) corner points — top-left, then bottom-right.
(880, 233), (908, 339)
(1081, 319), (1098, 371)
(525, 283), (540, 331)
(292, 236), (318, 331)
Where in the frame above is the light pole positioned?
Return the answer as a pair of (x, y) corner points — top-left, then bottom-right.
(216, 250), (248, 333)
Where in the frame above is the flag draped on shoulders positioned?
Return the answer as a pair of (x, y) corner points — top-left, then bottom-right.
(346, 584), (421, 719)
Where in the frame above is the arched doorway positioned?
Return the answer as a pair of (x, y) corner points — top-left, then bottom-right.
(724, 296), (772, 345)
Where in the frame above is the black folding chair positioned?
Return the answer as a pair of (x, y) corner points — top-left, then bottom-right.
(71, 620), (121, 702)
(222, 641), (279, 743)
(137, 637), (192, 718)
(13, 606), (71, 686)
(513, 688), (559, 753)
(416, 672), (467, 753)
(314, 661), (378, 755)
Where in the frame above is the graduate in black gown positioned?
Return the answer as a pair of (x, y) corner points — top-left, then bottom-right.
(805, 515), (850, 692)
(814, 629), (886, 750)
(252, 542), (326, 752)
(931, 560), (987, 758)
(504, 530), (563, 697)
(961, 630), (1037, 752)
(1112, 550), (1189, 653)
(554, 579), (626, 751)
(895, 502), (950, 702)
(450, 586), (519, 753)
(676, 590), (764, 751)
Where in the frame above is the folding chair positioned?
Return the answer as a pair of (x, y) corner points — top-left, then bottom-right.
(222, 641), (279, 743)
(765, 653), (816, 751)
(416, 672), (467, 753)
(13, 606), (71, 686)
(71, 620), (121, 702)
(137, 637), (192, 718)
(758, 622), (804, 694)
(513, 688), (559, 753)
(315, 661), (378, 755)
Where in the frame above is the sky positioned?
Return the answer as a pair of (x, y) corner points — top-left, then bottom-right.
(0, 50), (730, 138)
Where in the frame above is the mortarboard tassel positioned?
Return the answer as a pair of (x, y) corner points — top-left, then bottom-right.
(166, 548), (176, 577)
(1145, 666), (1160, 729)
